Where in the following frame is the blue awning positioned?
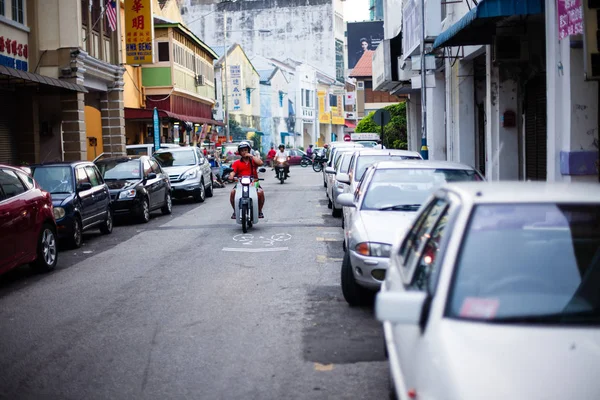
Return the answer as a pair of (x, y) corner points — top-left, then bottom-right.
(432, 0), (544, 50)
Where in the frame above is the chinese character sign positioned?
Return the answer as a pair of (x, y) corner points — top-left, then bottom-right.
(317, 91), (331, 124)
(125, 0), (154, 64)
(229, 65), (242, 112)
(558, 0), (583, 40)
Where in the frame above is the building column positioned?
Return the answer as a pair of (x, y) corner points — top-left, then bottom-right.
(447, 59), (476, 166)
(546, 0), (599, 182)
(426, 72), (446, 160)
(101, 89), (126, 156)
(61, 92), (87, 161)
(406, 91), (421, 152)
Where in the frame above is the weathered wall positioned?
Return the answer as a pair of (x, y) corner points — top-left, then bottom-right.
(180, 0), (336, 77)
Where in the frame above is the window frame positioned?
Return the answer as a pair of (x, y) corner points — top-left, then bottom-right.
(157, 41), (170, 62)
(12, 0), (24, 24)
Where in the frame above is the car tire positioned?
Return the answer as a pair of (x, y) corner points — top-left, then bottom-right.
(70, 217), (83, 249)
(31, 223), (58, 273)
(206, 177), (214, 198)
(99, 208), (113, 234)
(388, 371), (398, 400)
(161, 191), (172, 215)
(332, 206), (342, 218)
(138, 198), (150, 223)
(342, 216), (345, 229)
(193, 180), (206, 203)
(328, 198), (332, 209)
(341, 251), (369, 306)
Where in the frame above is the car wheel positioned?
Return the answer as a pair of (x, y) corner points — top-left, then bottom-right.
(332, 206), (342, 218)
(341, 251), (369, 306)
(70, 217), (83, 249)
(161, 191), (172, 215)
(99, 208), (113, 234)
(31, 223), (58, 273)
(206, 177), (214, 198)
(328, 198), (332, 209)
(193, 180), (206, 203)
(342, 216), (345, 229)
(138, 198), (150, 223)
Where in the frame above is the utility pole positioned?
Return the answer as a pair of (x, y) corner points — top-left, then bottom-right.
(419, 0), (428, 159)
(223, 8), (230, 142)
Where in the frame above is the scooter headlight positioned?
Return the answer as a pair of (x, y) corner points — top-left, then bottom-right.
(240, 177), (251, 185)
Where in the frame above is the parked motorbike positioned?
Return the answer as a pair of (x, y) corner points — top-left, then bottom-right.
(300, 154), (313, 167)
(233, 167), (266, 233)
(312, 155), (327, 172)
(274, 161), (288, 184)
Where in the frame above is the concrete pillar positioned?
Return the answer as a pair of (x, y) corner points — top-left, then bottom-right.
(61, 92), (87, 161)
(485, 52), (519, 181)
(406, 91), (421, 152)
(546, 0), (599, 182)
(426, 72), (446, 160)
(448, 59), (476, 166)
(17, 92), (40, 164)
(101, 89), (126, 156)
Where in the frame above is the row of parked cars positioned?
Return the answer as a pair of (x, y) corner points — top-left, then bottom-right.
(321, 141), (600, 399)
(0, 144), (217, 278)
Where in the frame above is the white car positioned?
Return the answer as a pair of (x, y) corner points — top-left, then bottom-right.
(376, 181), (600, 400)
(322, 141), (364, 188)
(337, 160), (483, 306)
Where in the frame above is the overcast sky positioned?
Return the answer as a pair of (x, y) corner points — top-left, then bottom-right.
(344, 0), (370, 22)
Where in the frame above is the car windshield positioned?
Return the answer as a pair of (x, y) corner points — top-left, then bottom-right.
(127, 147), (152, 156)
(448, 203), (600, 324)
(97, 160), (141, 180)
(336, 153), (352, 173)
(355, 155), (421, 181)
(154, 150), (196, 167)
(361, 168), (481, 211)
(32, 166), (74, 194)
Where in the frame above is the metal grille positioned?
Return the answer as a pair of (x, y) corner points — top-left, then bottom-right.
(525, 76), (547, 181)
(0, 95), (17, 165)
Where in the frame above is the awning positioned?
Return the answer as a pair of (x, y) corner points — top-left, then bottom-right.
(432, 0), (544, 49)
(0, 65), (87, 93)
(344, 119), (356, 129)
(124, 107), (224, 126)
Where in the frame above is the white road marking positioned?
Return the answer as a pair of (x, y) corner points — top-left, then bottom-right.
(222, 247), (289, 252)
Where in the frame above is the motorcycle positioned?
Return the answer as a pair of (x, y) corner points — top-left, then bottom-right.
(312, 154), (327, 172)
(300, 154), (313, 167)
(233, 167), (266, 233)
(274, 161), (288, 184)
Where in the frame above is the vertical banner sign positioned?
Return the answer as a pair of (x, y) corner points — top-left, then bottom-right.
(318, 91), (330, 123)
(331, 95), (345, 124)
(125, 0), (154, 64)
(558, 0), (583, 39)
(153, 107), (160, 153)
(229, 65), (242, 111)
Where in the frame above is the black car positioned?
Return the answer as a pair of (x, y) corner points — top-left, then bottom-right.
(95, 155), (172, 223)
(30, 161), (113, 248)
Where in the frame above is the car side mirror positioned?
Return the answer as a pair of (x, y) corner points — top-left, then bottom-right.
(258, 167), (266, 173)
(336, 193), (355, 208)
(336, 173), (350, 184)
(375, 291), (427, 325)
(77, 182), (92, 191)
(325, 166), (336, 174)
(147, 172), (157, 180)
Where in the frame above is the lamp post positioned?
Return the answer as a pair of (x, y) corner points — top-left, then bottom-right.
(419, 0), (428, 159)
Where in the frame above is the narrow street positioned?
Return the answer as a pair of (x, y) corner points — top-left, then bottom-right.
(0, 166), (388, 399)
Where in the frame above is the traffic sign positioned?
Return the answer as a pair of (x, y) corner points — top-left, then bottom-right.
(373, 109), (391, 126)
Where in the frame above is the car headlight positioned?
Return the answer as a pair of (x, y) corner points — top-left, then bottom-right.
(119, 189), (137, 199)
(53, 206), (66, 220)
(183, 169), (198, 180)
(355, 242), (392, 258)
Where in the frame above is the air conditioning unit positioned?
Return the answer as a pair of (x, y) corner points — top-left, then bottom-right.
(493, 36), (529, 63)
(357, 81), (365, 90)
(195, 74), (206, 86)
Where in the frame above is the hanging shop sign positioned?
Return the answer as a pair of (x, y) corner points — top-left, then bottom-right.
(125, 0), (154, 64)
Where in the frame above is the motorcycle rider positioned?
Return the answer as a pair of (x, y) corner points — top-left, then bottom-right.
(229, 142), (265, 219)
(274, 144), (291, 178)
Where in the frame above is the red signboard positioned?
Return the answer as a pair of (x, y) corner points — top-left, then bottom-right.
(558, 0), (583, 40)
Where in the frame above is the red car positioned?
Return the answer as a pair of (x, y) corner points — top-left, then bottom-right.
(0, 165), (58, 275)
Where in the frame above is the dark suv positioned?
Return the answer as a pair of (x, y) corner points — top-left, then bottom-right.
(31, 161), (113, 248)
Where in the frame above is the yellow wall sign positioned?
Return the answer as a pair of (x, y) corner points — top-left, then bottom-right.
(125, 0), (154, 64)
(318, 90), (331, 124)
(332, 94), (345, 125)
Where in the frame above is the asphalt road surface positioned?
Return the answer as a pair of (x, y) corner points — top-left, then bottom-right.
(0, 166), (388, 400)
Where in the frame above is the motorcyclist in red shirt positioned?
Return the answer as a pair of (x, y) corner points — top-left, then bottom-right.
(267, 145), (277, 169)
(229, 142), (265, 219)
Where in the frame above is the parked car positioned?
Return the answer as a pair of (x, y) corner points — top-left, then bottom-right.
(154, 147), (213, 202)
(336, 160), (484, 306)
(221, 142), (242, 162)
(338, 149), (423, 224)
(0, 165), (58, 274)
(95, 156), (172, 223)
(322, 142), (364, 188)
(287, 149), (307, 165)
(126, 143), (179, 157)
(326, 152), (354, 217)
(30, 161), (113, 248)
(376, 181), (600, 400)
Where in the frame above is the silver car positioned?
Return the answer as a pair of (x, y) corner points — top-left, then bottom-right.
(154, 147), (213, 202)
(322, 141), (364, 188)
(377, 182), (600, 400)
(336, 160), (484, 306)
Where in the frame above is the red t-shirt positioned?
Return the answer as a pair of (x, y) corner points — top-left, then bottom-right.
(232, 158), (257, 178)
(267, 149), (277, 160)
